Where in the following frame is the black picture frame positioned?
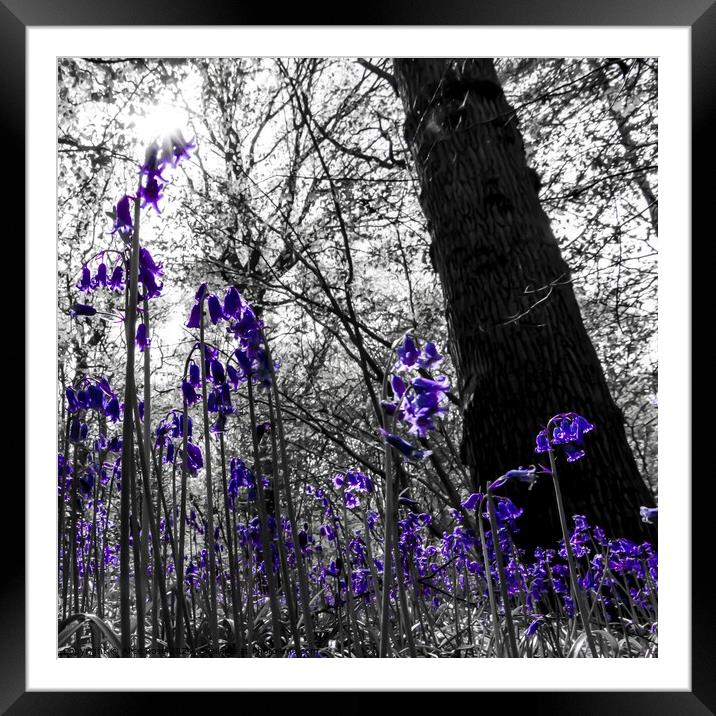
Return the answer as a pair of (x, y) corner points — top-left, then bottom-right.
(6, 0), (713, 711)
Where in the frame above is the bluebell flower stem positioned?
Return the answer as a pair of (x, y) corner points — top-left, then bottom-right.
(246, 376), (283, 654)
(132, 397), (175, 654)
(486, 491), (519, 657)
(198, 307), (219, 654)
(119, 187), (142, 657)
(546, 448), (599, 658)
(218, 433), (246, 656)
(262, 332), (317, 653)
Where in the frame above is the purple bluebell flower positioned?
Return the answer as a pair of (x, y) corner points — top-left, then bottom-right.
(462, 492), (482, 511)
(159, 129), (195, 167)
(136, 322), (150, 352)
(110, 195), (134, 235)
(141, 142), (167, 182)
(65, 387), (79, 413)
(378, 428), (431, 462)
(186, 303), (201, 329)
(108, 265), (124, 292)
(535, 430), (551, 454)
(346, 470), (373, 493)
(489, 466), (538, 491)
(188, 360), (201, 387)
(524, 617), (543, 638)
(209, 359), (225, 384)
(139, 176), (163, 213)
(77, 265), (92, 293)
(69, 417), (88, 444)
(536, 413), (594, 463)
(138, 247), (163, 299)
(418, 340), (443, 370)
(93, 262), (108, 289)
(562, 443), (586, 462)
(182, 380), (199, 406)
(105, 396), (121, 422)
(184, 441), (203, 475)
(223, 286), (241, 319)
(395, 334), (420, 371)
(207, 294), (223, 325)
(87, 383), (105, 411)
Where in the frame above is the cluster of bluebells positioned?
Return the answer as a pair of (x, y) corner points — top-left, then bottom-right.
(65, 377), (122, 443)
(154, 410), (204, 475)
(535, 412), (595, 463)
(135, 130), (196, 217)
(185, 284), (278, 393)
(384, 334), (449, 437)
(378, 335), (449, 462)
(70, 130), (193, 330)
(332, 470), (374, 509)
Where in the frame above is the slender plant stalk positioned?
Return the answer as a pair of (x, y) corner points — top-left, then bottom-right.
(485, 490), (518, 658)
(218, 433), (246, 656)
(263, 336), (317, 653)
(175, 401), (190, 653)
(132, 398), (176, 654)
(546, 447), (599, 658)
(119, 186), (142, 657)
(198, 307), (219, 654)
(246, 376), (283, 654)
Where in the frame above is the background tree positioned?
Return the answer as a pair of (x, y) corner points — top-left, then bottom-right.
(392, 58), (655, 548)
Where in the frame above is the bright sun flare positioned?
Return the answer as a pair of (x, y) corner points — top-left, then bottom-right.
(131, 103), (190, 143)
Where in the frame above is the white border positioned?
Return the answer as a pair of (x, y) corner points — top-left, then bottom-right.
(27, 27), (690, 690)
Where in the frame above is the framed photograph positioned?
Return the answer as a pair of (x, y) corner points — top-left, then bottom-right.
(6, 0), (712, 710)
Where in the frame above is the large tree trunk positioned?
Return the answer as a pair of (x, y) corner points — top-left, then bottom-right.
(394, 59), (656, 551)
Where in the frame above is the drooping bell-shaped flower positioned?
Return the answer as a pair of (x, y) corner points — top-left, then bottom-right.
(65, 387), (79, 414)
(181, 380), (199, 406)
(160, 129), (195, 168)
(136, 322), (150, 352)
(69, 417), (88, 444)
(418, 340), (443, 370)
(489, 466), (538, 491)
(209, 359), (225, 384)
(141, 142), (167, 182)
(108, 265), (124, 292)
(207, 294), (223, 325)
(188, 360), (201, 387)
(226, 363), (241, 390)
(139, 176), (164, 213)
(105, 396), (121, 423)
(223, 286), (241, 319)
(93, 262), (108, 289)
(111, 195), (134, 235)
(87, 384), (105, 411)
(210, 412), (227, 434)
(77, 265), (92, 293)
(186, 303), (201, 329)
(138, 247), (163, 299)
(378, 428), (431, 463)
(562, 443), (586, 463)
(184, 441), (203, 474)
(535, 430), (551, 454)
(462, 492), (482, 511)
(395, 334), (420, 371)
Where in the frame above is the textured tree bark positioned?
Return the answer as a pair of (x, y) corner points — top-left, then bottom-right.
(394, 59), (656, 550)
